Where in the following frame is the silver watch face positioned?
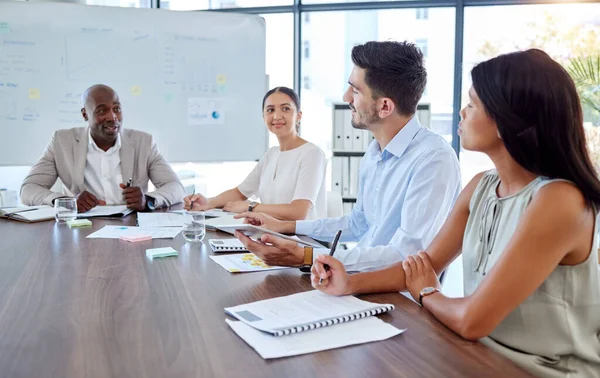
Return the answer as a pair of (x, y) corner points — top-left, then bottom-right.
(421, 287), (436, 295)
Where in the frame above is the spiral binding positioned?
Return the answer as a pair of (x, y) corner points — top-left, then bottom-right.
(273, 304), (394, 337)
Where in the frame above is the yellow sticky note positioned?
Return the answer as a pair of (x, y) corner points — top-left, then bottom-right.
(131, 85), (142, 96)
(216, 74), (227, 85)
(229, 268), (241, 273)
(28, 88), (40, 100)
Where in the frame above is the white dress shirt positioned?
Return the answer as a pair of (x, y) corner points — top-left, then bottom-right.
(238, 143), (327, 220)
(83, 131), (124, 205)
(296, 116), (462, 272)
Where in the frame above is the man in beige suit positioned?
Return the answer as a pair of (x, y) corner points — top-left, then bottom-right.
(21, 84), (185, 212)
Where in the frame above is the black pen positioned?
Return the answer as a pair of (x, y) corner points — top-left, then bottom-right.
(126, 178), (132, 188)
(320, 229), (342, 285)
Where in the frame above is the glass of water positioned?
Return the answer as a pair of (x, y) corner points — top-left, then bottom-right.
(54, 198), (77, 223)
(182, 221), (205, 243)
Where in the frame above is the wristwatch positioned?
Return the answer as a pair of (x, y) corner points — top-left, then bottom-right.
(248, 201), (259, 212)
(419, 287), (440, 306)
(299, 246), (313, 273)
(146, 195), (157, 211)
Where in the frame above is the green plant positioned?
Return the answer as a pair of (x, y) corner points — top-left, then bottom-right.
(567, 56), (600, 125)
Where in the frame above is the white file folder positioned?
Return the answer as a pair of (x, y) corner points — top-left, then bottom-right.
(349, 157), (360, 197)
(343, 111), (354, 151)
(332, 156), (344, 195)
(342, 156), (350, 197)
(333, 109), (345, 150)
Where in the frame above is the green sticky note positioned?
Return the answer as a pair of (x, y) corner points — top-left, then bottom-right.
(0, 23), (10, 34)
(67, 219), (92, 228)
(146, 247), (178, 259)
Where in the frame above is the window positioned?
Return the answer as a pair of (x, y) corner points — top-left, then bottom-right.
(460, 4), (600, 186)
(300, 8), (456, 159)
(303, 76), (311, 90)
(160, 0), (291, 10)
(416, 38), (428, 58)
(86, 0), (151, 7)
(303, 40), (310, 59)
(416, 8), (429, 20)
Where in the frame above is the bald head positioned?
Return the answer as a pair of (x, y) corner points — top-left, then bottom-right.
(80, 84), (123, 151)
(82, 84), (117, 109)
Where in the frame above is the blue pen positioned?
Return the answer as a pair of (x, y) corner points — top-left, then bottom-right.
(319, 229), (342, 285)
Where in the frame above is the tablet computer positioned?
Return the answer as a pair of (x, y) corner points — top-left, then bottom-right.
(215, 224), (324, 248)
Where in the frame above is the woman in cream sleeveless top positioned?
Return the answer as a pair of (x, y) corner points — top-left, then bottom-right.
(309, 49), (600, 378)
(464, 171), (600, 377)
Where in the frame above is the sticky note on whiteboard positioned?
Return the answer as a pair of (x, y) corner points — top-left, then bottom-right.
(0, 23), (10, 34)
(131, 85), (142, 96)
(216, 74), (227, 85)
(28, 88), (40, 100)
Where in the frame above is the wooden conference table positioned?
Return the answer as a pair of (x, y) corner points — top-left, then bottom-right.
(0, 211), (535, 378)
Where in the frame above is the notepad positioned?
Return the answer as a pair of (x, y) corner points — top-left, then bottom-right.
(146, 247), (178, 259)
(67, 219), (92, 228)
(77, 205), (134, 219)
(209, 239), (249, 252)
(0, 206), (55, 223)
(225, 290), (395, 336)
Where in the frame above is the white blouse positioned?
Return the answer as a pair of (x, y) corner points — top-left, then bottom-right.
(237, 143), (327, 220)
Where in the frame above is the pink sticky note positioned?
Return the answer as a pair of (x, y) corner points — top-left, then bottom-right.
(119, 235), (152, 243)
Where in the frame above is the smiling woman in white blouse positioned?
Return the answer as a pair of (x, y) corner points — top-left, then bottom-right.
(184, 87), (327, 221)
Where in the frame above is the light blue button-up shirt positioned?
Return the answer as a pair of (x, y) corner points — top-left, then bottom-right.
(296, 116), (461, 271)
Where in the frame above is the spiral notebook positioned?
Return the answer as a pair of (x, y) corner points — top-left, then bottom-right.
(224, 290), (394, 337)
(209, 239), (249, 253)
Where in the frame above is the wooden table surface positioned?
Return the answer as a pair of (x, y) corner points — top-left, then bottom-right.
(0, 214), (535, 378)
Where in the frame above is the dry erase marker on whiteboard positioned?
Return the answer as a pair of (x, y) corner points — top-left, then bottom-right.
(320, 230), (342, 285)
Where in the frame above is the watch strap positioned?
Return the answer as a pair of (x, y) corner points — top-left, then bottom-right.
(419, 287), (440, 306)
(299, 246), (313, 273)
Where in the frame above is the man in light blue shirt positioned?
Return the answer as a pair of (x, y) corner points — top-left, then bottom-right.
(235, 41), (461, 272)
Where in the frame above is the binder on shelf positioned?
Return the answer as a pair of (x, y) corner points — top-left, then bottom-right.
(332, 156), (344, 196)
(341, 156), (350, 198)
(349, 157), (360, 198)
(343, 202), (354, 215)
(417, 103), (431, 129)
(333, 108), (345, 150)
(352, 128), (364, 152)
(363, 131), (373, 151)
(343, 110), (354, 151)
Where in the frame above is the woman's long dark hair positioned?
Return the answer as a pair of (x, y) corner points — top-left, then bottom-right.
(471, 49), (600, 206)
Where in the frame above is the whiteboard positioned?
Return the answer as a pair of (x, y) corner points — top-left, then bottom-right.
(0, 1), (267, 165)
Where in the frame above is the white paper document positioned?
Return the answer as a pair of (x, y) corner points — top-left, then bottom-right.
(78, 205), (133, 218)
(86, 225), (182, 239)
(226, 317), (404, 359)
(169, 209), (235, 218)
(209, 254), (290, 273)
(137, 213), (193, 227)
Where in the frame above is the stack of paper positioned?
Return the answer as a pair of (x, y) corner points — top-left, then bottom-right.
(225, 290), (404, 359)
(227, 317), (403, 359)
(86, 225), (181, 239)
(77, 205), (133, 218)
(137, 213), (192, 227)
(209, 254), (288, 273)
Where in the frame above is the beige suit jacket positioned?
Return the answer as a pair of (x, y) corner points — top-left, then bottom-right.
(20, 127), (185, 208)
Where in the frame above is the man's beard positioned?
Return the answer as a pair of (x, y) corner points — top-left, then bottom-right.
(350, 105), (380, 130)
